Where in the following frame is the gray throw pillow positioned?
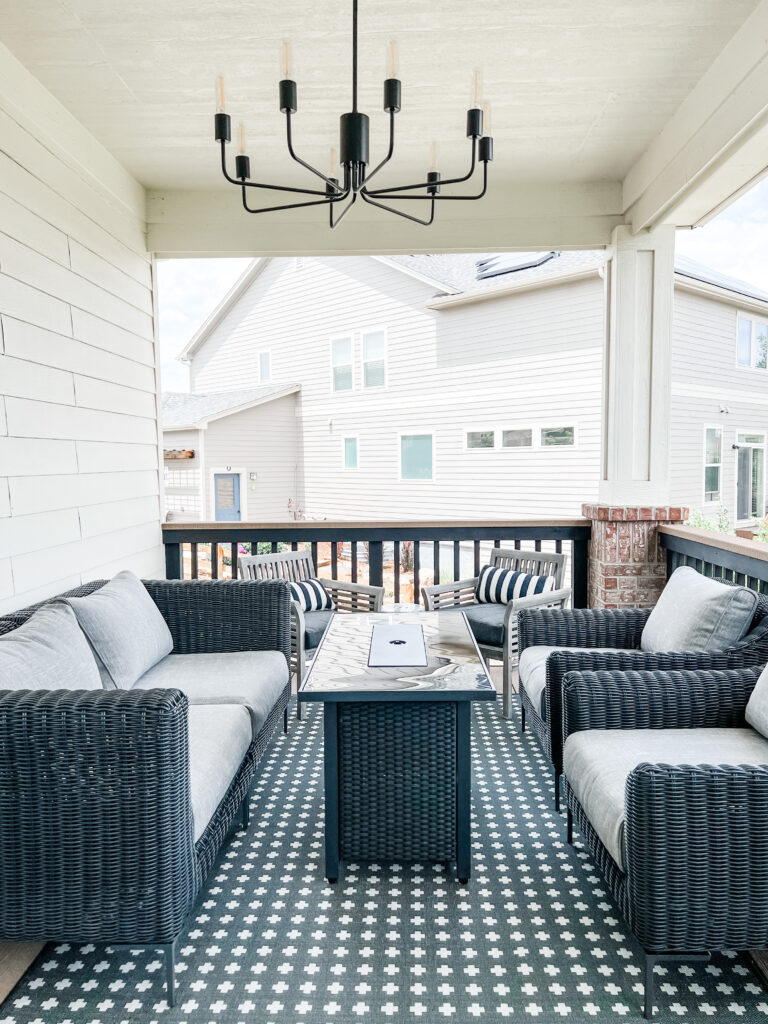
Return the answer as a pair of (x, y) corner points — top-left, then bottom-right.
(65, 571), (173, 689)
(746, 664), (768, 739)
(0, 601), (102, 691)
(641, 566), (757, 653)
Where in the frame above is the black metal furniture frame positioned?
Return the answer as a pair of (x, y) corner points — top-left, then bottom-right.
(561, 664), (767, 1018)
(518, 592), (768, 809)
(0, 578), (292, 1007)
(215, 0), (493, 228)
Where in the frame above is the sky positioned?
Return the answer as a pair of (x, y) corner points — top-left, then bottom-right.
(156, 177), (768, 393)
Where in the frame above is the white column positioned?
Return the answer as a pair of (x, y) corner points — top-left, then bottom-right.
(599, 223), (675, 505)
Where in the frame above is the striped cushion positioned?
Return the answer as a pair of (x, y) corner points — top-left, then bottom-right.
(290, 578), (334, 612)
(475, 565), (555, 604)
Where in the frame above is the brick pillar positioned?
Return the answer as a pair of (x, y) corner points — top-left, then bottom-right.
(582, 504), (688, 609)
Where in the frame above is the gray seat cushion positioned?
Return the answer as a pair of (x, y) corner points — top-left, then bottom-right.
(65, 570), (173, 689)
(0, 601), (101, 691)
(188, 703), (252, 842)
(641, 566), (757, 653)
(304, 609), (334, 650)
(518, 645), (630, 720)
(463, 603), (506, 649)
(133, 650), (289, 739)
(564, 727), (768, 870)
(745, 663), (768, 737)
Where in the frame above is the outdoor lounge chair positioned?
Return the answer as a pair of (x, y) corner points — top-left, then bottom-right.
(238, 548), (384, 714)
(561, 662), (768, 1018)
(518, 567), (768, 808)
(421, 547), (571, 718)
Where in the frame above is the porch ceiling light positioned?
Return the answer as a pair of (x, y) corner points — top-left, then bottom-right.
(213, 0), (493, 228)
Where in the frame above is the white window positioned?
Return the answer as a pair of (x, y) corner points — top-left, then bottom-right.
(400, 434), (433, 480)
(466, 430), (495, 449)
(704, 426), (722, 502)
(736, 432), (766, 521)
(502, 428), (533, 448)
(540, 426), (575, 447)
(259, 350), (271, 381)
(737, 314), (768, 369)
(331, 337), (353, 392)
(362, 330), (386, 388)
(343, 437), (358, 470)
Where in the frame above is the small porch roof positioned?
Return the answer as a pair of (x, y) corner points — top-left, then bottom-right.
(162, 385), (301, 431)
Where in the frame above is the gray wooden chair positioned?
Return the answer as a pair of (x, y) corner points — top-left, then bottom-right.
(238, 549), (384, 716)
(421, 547), (570, 719)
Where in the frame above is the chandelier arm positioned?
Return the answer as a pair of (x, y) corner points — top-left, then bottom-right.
(368, 161), (488, 202)
(330, 191), (358, 229)
(364, 139), (477, 197)
(358, 111), (396, 190)
(220, 141), (332, 197)
(241, 183), (349, 215)
(286, 113), (342, 190)
(360, 190), (436, 226)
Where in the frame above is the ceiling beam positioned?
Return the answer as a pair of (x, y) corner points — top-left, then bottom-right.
(147, 181), (623, 257)
(623, 0), (768, 232)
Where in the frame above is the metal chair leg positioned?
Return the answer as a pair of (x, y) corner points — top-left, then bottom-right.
(240, 794), (250, 830)
(520, 704), (526, 733)
(162, 940), (176, 1008)
(554, 772), (561, 812)
(644, 954), (655, 1019)
(566, 807), (573, 844)
(502, 654), (512, 719)
(283, 706), (289, 734)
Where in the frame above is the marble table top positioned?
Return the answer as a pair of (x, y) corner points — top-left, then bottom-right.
(299, 610), (497, 702)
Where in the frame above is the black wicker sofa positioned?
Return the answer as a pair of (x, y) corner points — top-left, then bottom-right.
(561, 664), (768, 1018)
(0, 577), (292, 1006)
(517, 584), (768, 808)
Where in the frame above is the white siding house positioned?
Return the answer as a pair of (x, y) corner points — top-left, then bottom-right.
(166, 251), (768, 528)
(0, 46), (165, 615)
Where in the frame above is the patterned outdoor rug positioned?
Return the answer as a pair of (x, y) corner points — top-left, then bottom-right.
(2, 700), (768, 1023)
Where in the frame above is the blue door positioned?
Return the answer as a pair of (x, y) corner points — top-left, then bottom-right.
(214, 473), (241, 521)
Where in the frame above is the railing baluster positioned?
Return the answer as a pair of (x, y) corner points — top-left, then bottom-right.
(191, 542), (198, 580)
(394, 541), (401, 603)
(369, 541), (384, 590)
(414, 541), (421, 605)
(473, 541), (480, 576)
(230, 542), (238, 579)
(555, 540), (562, 554)
(332, 542), (338, 578)
(271, 541), (278, 553)
(453, 541), (461, 581)
(211, 542), (219, 580)
(534, 539), (542, 552)
(291, 541), (298, 552)
(433, 540), (441, 587)
(351, 542), (358, 583)
(311, 542), (318, 573)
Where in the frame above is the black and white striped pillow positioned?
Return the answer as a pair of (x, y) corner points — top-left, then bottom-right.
(475, 565), (555, 604)
(290, 578), (334, 611)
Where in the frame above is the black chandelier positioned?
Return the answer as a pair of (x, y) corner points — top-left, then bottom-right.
(213, 0), (493, 228)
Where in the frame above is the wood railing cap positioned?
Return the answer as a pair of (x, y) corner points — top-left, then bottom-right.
(659, 523), (768, 564)
(162, 518), (592, 531)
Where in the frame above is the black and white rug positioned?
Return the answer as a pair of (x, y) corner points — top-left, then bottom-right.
(3, 701), (767, 1023)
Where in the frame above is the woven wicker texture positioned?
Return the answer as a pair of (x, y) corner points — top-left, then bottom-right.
(517, 602), (768, 783)
(338, 701), (458, 862)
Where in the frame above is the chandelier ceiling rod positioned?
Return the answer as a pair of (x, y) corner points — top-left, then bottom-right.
(213, 0), (493, 228)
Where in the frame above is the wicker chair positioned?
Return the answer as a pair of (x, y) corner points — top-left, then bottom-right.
(238, 549), (384, 713)
(0, 578), (292, 1007)
(518, 588), (768, 809)
(421, 547), (571, 718)
(561, 664), (768, 1018)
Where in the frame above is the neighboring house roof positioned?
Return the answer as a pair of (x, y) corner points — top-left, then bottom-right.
(179, 250), (768, 362)
(162, 384), (300, 430)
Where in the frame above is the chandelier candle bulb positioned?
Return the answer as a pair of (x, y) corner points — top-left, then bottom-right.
(482, 101), (492, 137)
(215, 75), (226, 113)
(281, 41), (293, 79)
(470, 69), (483, 109)
(328, 147), (338, 178)
(238, 122), (247, 155)
(429, 141), (439, 172)
(386, 40), (399, 79)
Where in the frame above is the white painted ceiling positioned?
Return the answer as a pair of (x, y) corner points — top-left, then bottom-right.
(0, 0), (760, 192)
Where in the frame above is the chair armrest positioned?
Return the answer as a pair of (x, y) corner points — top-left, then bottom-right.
(506, 587), (572, 626)
(518, 607), (650, 655)
(0, 687), (197, 944)
(421, 578), (478, 610)
(562, 666), (760, 741)
(144, 579), (291, 668)
(319, 579), (385, 612)
(625, 762), (768, 950)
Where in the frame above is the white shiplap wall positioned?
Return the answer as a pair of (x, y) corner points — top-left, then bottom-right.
(190, 257), (604, 521)
(0, 43), (163, 614)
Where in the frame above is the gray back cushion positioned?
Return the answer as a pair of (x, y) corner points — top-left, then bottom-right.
(746, 663), (768, 738)
(641, 566), (757, 653)
(65, 570), (173, 689)
(0, 601), (101, 691)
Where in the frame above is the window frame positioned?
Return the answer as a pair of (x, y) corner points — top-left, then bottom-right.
(361, 327), (388, 390)
(464, 428), (497, 451)
(734, 427), (767, 522)
(342, 435), (359, 471)
(702, 424), (723, 505)
(258, 349), (272, 382)
(736, 311), (768, 371)
(330, 334), (354, 393)
(462, 424), (578, 451)
(398, 431), (434, 483)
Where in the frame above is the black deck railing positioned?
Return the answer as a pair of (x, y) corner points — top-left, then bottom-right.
(162, 519), (592, 608)
(660, 524), (768, 592)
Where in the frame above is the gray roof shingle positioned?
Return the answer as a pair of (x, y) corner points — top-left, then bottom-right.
(162, 385), (300, 429)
